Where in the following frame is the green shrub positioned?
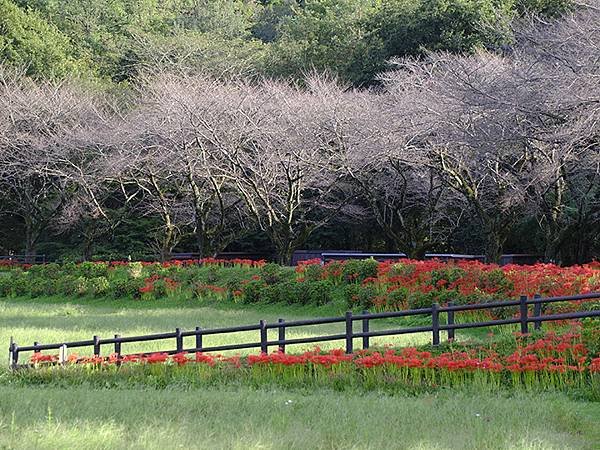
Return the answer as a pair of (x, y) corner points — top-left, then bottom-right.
(479, 268), (513, 297)
(111, 277), (144, 299)
(242, 280), (265, 303)
(407, 291), (433, 309)
(29, 279), (53, 297)
(260, 285), (281, 303)
(204, 266), (220, 284)
(152, 279), (169, 298)
(260, 263), (284, 285)
(0, 274), (13, 297)
(78, 262), (109, 278)
(10, 274), (31, 297)
(276, 281), (304, 304)
(55, 275), (79, 296)
(303, 280), (334, 305)
(128, 262), (144, 279)
(89, 276), (110, 297)
(342, 259), (378, 283)
(61, 262), (78, 275)
(28, 263), (62, 279)
(74, 276), (89, 296)
(302, 263), (324, 282)
(345, 284), (377, 309)
(387, 287), (409, 309)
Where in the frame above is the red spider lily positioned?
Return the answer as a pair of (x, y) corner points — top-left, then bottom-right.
(195, 352), (216, 366)
(144, 353), (169, 364)
(30, 353), (58, 364)
(172, 352), (189, 366)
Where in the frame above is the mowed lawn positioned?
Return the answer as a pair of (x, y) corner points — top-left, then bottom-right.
(1, 386), (599, 450)
(0, 297), (599, 449)
(0, 296), (435, 357)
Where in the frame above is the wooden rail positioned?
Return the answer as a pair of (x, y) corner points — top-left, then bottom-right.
(8, 292), (600, 368)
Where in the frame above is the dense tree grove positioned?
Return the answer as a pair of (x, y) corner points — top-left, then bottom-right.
(2, 0), (573, 83)
(0, 2), (598, 264)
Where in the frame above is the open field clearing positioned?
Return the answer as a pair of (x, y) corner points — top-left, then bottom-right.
(0, 386), (598, 450)
(1, 297), (436, 360)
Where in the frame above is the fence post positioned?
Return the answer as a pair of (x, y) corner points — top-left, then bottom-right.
(345, 311), (353, 354)
(58, 344), (67, 365)
(533, 294), (542, 331)
(432, 303), (440, 346)
(447, 302), (455, 342)
(362, 310), (370, 350)
(8, 337), (17, 368)
(114, 334), (121, 358)
(278, 318), (285, 353)
(93, 335), (101, 356)
(175, 328), (183, 352)
(519, 295), (529, 334)
(195, 327), (203, 352)
(260, 320), (268, 353)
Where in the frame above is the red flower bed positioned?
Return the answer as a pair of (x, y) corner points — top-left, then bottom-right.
(295, 259), (600, 311)
(28, 331), (600, 391)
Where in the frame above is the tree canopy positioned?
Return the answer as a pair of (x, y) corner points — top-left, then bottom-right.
(2, 0), (574, 83)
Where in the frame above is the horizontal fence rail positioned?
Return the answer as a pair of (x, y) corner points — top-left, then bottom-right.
(8, 292), (600, 369)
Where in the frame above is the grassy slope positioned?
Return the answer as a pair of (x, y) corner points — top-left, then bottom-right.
(0, 386), (598, 450)
(1, 296), (598, 449)
(1, 296), (440, 358)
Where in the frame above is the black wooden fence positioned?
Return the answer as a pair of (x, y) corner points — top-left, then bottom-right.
(8, 292), (600, 368)
(0, 254), (46, 265)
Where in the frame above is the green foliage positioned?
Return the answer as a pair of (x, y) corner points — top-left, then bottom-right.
(369, 0), (515, 62)
(515, 0), (572, 17)
(241, 279), (265, 303)
(0, 0), (87, 78)
(303, 280), (334, 305)
(342, 258), (379, 283)
(0, 275), (11, 296)
(260, 262), (290, 285)
(89, 276), (110, 297)
(407, 291), (434, 309)
(300, 263), (324, 282)
(267, 0), (384, 84)
(1, 0), (574, 86)
(76, 262), (109, 278)
(387, 286), (409, 308)
(345, 283), (377, 309)
(111, 277), (143, 299)
(242, 278), (334, 305)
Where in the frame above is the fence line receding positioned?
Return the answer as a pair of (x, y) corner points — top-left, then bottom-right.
(8, 292), (600, 368)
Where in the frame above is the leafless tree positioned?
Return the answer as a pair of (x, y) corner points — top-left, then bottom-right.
(112, 72), (256, 260)
(382, 52), (537, 262)
(214, 75), (357, 264)
(0, 67), (102, 259)
(510, 7), (600, 263)
(337, 83), (464, 257)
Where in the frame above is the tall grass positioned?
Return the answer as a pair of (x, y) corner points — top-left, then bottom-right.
(0, 385), (598, 450)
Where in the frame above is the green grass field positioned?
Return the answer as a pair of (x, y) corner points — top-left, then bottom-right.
(1, 296), (598, 449)
(1, 386), (598, 450)
(1, 296), (439, 358)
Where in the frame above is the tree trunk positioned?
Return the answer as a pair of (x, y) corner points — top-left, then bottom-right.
(159, 224), (176, 262)
(484, 231), (503, 264)
(24, 216), (37, 263)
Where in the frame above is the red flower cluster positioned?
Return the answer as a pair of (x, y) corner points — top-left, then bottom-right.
(139, 275), (179, 295)
(296, 258), (600, 312)
(28, 332), (599, 381)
